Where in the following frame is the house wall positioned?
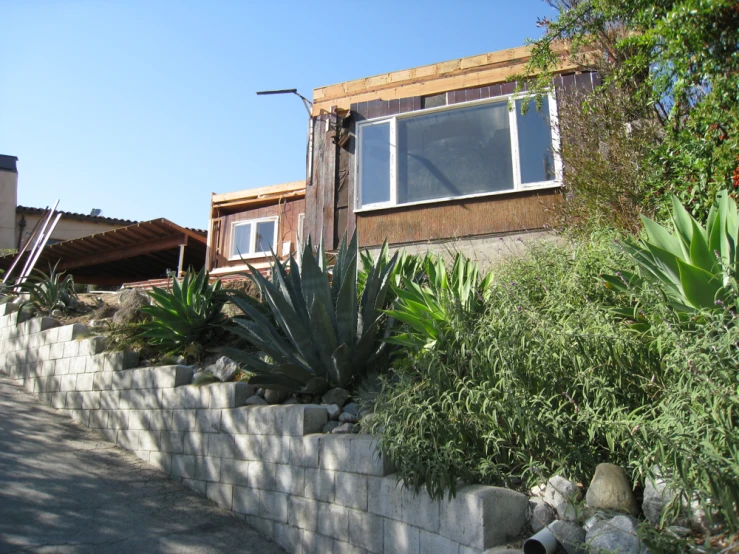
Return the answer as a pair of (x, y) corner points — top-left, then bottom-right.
(0, 166), (18, 251)
(16, 213), (126, 249)
(305, 68), (600, 252)
(210, 197), (305, 271)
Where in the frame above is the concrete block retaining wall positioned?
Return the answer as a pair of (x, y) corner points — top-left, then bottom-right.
(0, 307), (529, 554)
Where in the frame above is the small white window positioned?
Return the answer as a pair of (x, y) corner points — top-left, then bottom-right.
(229, 217), (278, 260)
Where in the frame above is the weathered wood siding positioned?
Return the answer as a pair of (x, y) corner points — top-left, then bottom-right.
(211, 197), (305, 269)
(304, 71), (600, 250)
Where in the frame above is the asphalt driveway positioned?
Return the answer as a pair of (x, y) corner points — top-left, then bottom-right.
(0, 376), (284, 554)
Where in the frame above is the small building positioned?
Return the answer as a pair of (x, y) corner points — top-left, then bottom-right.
(304, 44), (598, 262)
(206, 181), (305, 277)
(0, 156), (19, 251)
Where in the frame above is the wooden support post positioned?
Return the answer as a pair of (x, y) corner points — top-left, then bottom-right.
(177, 243), (186, 277)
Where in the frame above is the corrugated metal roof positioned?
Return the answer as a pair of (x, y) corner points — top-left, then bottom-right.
(17, 205), (137, 226)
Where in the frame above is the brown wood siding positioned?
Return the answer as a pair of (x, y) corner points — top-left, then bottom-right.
(356, 189), (561, 248)
(309, 72), (597, 248)
(212, 197), (305, 269)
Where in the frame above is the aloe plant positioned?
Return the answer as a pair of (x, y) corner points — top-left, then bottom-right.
(224, 232), (398, 394)
(139, 267), (231, 356)
(604, 190), (738, 312)
(384, 253), (493, 350)
(17, 262), (78, 315)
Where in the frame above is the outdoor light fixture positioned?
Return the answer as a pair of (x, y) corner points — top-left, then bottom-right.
(256, 88), (313, 116)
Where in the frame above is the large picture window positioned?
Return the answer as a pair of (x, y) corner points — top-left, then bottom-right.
(356, 93), (560, 210)
(229, 217), (278, 259)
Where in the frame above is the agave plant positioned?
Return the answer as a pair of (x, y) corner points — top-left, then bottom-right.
(139, 267), (231, 356)
(384, 253), (493, 350)
(604, 190), (738, 312)
(17, 262), (78, 315)
(223, 231), (399, 394)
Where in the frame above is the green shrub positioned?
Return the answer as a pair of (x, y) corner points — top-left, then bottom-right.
(17, 262), (78, 315)
(138, 267), (231, 358)
(224, 232), (398, 394)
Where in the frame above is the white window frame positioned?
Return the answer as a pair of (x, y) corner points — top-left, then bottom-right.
(354, 91), (562, 213)
(228, 216), (279, 261)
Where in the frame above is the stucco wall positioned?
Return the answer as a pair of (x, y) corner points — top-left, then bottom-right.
(0, 307), (529, 554)
(0, 170), (18, 251)
(16, 213), (126, 248)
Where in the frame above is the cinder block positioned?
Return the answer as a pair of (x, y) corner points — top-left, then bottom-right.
(171, 409), (221, 433)
(232, 485), (260, 516)
(171, 454), (197, 479)
(57, 324), (89, 342)
(208, 382), (255, 409)
(244, 515), (275, 540)
(259, 435), (289, 464)
(317, 503), (350, 541)
(149, 451), (173, 474)
(68, 356), (88, 375)
(182, 478), (207, 496)
(368, 476), (403, 520)
(260, 490), (289, 523)
(40, 327), (59, 344)
(398, 485), (440, 534)
(320, 435), (393, 476)
(274, 523), (300, 553)
(78, 336), (108, 356)
(384, 520), (420, 554)
(48, 392), (66, 409)
(128, 410), (152, 430)
(103, 350), (139, 371)
(159, 386), (210, 409)
(49, 342), (65, 360)
(247, 404), (328, 436)
(107, 410), (129, 430)
(349, 510), (384, 554)
(89, 410), (109, 429)
(288, 496), (320, 532)
(233, 434), (261, 461)
(69, 409), (90, 427)
(336, 473), (369, 511)
(220, 458), (251, 487)
(62, 341), (79, 359)
(87, 354), (106, 373)
(160, 431), (184, 453)
(182, 431), (208, 455)
(206, 482), (233, 510)
(60, 374), (77, 392)
(288, 435), (321, 468)
(81, 391), (101, 410)
(54, 358), (71, 376)
(100, 391), (120, 410)
(304, 468), (335, 503)
(275, 464), (305, 496)
(75, 373), (94, 391)
(221, 408), (250, 435)
(206, 433), (235, 458)
(300, 529), (335, 554)
(438, 485), (528, 550)
(129, 366), (193, 390)
(119, 389), (162, 410)
(419, 530), (459, 554)
(92, 371), (112, 391)
(35, 376), (61, 394)
(249, 461), (277, 491)
(195, 455), (222, 482)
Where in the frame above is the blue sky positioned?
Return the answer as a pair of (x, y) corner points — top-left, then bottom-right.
(1, 0), (554, 229)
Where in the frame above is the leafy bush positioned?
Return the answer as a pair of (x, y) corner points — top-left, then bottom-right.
(224, 232), (398, 394)
(385, 253), (493, 350)
(17, 262), (78, 315)
(605, 190), (738, 313)
(138, 267), (231, 358)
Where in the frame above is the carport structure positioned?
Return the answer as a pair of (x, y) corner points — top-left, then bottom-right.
(0, 219), (207, 286)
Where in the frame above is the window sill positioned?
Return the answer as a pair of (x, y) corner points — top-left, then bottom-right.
(227, 251), (276, 262)
(354, 182), (561, 214)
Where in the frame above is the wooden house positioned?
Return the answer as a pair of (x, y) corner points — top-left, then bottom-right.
(304, 44), (598, 258)
(206, 181), (305, 277)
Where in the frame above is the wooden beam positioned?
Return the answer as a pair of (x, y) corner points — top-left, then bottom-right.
(212, 181), (306, 205)
(58, 234), (188, 271)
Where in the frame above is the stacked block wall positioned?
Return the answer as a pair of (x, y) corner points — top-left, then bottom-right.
(0, 308), (528, 554)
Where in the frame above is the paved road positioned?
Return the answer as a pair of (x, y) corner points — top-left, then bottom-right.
(0, 376), (284, 554)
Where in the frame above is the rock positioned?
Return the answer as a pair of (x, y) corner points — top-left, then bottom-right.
(338, 412), (359, 424)
(544, 475), (582, 520)
(282, 397), (300, 405)
(322, 387), (349, 407)
(257, 388), (266, 398)
(529, 497), (556, 533)
(332, 422), (358, 434)
(245, 395), (268, 406)
(51, 309), (64, 317)
(586, 515), (646, 554)
(642, 469), (676, 525)
(322, 421), (341, 433)
(89, 318), (110, 329)
(176, 356), (188, 365)
(557, 500), (586, 523)
(342, 402), (360, 417)
(264, 389), (289, 404)
(583, 512), (612, 533)
(325, 404), (341, 420)
(586, 463), (639, 516)
(113, 289), (149, 325)
(548, 520), (586, 554)
(530, 483), (547, 498)
(204, 356), (240, 382)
